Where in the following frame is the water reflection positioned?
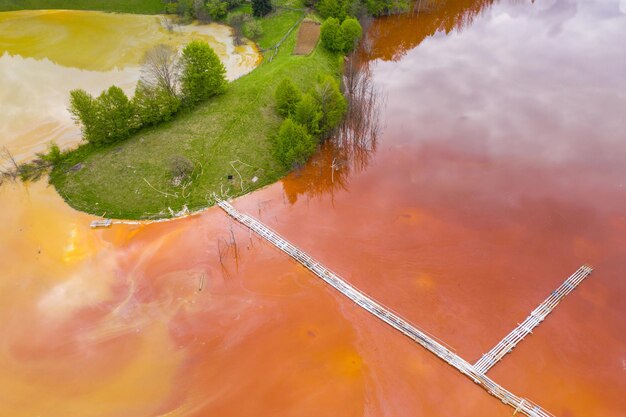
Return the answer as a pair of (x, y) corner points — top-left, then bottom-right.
(364, 0), (496, 61)
(282, 56), (383, 205)
(273, 0), (625, 414)
(1, 1), (625, 415)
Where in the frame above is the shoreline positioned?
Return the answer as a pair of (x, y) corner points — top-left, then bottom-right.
(48, 6), (342, 221)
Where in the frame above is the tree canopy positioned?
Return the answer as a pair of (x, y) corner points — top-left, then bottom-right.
(273, 119), (317, 168)
(251, 0), (272, 17)
(320, 16), (362, 53)
(69, 86), (135, 145)
(275, 79), (302, 118)
(180, 40), (227, 105)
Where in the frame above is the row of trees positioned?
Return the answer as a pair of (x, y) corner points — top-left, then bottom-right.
(273, 77), (347, 168)
(164, 0), (272, 21)
(165, 0), (243, 22)
(320, 16), (362, 53)
(70, 40), (226, 146)
(310, 0), (409, 19)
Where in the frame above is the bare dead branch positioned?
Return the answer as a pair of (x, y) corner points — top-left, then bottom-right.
(141, 44), (180, 96)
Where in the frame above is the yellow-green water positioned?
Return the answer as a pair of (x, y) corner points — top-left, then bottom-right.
(0, 10), (260, 162)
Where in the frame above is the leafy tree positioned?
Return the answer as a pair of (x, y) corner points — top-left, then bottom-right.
(294, 93), (323, 136)
(273, 119), (317, 168)
(252, 0), (272, 17)
(165, 1), (179, 14)
(320, 17), (344, 52)
(366, 0), (409, 16)
(205, 0), (228, 20)
(95, 86), (136, 144)
(341, 17), (362, 52)
(180, 40), (227, 105)
(224, 0), (243, 8)
(133, 81), (181, 126)
(171, 0), (195, 22)
(69, 89), (98, 143)
(311, 76), (347, 135)
(275, 79), (302, 118)
(317, 0), (346, 20)
(69, 86), (135, 145)
(242, 20), (264, 40)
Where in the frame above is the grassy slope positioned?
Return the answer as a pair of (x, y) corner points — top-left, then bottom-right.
(0, 0), (164, 13)
(51, 9), (341, 219)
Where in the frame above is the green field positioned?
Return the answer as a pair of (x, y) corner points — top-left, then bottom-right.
(50, 9), (341, 219)
(0, 0), (165, 13)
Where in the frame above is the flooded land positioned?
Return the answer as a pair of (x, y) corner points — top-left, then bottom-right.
(0, 1), (625, 416)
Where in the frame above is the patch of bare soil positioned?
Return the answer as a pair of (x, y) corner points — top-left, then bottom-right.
(294, 20), (321, 55)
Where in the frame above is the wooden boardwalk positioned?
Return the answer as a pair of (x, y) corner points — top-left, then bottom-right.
(474, 265), (593, 374)
(216, 198), (570, 417)
(90, 219), (112, 228)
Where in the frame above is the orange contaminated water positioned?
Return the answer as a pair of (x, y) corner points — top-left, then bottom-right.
(1, 1), (625, 416)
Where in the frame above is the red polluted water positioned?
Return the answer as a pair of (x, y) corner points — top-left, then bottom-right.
(1, 0), (625, 416)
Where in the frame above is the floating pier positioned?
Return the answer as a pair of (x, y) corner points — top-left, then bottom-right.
(89, 219), (112, 228)
(216, 198), (584, 417)
(474, 265), (593, 374)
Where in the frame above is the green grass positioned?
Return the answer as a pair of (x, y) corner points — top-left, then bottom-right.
(256, 9), (303, 49)
(50, 9), (342, 219)
(0, 0), (164, 13)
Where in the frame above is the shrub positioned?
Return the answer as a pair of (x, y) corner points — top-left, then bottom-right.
(294, 93), (323, 136)
(273, 119), (317, 168)
(311, 76), (347, 135)
(251, 0), (272, 17)
(224, 0), (243, 8)
(275, 79), (302, 118)
(169, 155), (194, 183)
(320, 17), (344, 53)
(180, 40), (227, 106)
(206, 0), (228, 20)
(167, 0), (195, 22)
(317, 0), (346, 20)
(227, 11), (251, 28)
(41, 142), (63, 166)
(165, 2), (179, 14)
(133, 81), (181, 126)
(227, 11), (254, 43)
(366, 0), (409, 16)
(242, 20), (264, 40)
(341, 17), (362, 52)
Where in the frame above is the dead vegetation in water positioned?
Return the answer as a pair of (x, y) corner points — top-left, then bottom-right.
(0, 146), (60, 186)
(0, 147), (19, 186)
(281, 53), (384, 204)
(335, 52), (384, 172)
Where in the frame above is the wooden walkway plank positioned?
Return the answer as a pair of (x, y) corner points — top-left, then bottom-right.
(216, 198), (558, 417)
(474, 265), (593, 374)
